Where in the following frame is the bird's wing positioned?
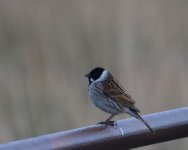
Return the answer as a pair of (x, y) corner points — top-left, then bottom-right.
(102, 78), (140, 112)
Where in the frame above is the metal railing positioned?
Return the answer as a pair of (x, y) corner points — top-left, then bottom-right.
(0, 107), (188, 150)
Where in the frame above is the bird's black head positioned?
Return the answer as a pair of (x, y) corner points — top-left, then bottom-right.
(85, 67), (105, 85)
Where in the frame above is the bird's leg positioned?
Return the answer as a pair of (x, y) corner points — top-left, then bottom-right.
(98, 115), (117, 127)
(105, 114), (117, 126)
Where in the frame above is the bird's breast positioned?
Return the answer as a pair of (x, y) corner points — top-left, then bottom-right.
(88, 83), (122, 115)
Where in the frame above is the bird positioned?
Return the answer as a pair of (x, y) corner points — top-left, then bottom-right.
(85, 67), (153, 133)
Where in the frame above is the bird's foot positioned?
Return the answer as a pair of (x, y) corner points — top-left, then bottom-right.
(97, 121), (118, 127)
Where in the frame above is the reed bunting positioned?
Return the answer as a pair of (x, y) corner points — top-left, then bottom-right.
(85, 67), (153, 132)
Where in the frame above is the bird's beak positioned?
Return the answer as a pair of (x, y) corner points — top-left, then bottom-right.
(84, 73), (89, 77)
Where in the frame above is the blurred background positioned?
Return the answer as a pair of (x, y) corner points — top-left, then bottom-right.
(0, 0), (188, 149)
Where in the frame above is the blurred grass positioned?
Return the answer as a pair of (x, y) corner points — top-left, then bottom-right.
(0, 0), (188, 149)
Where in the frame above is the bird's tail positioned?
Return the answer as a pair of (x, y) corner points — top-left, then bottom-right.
(128, 108), (154, 133)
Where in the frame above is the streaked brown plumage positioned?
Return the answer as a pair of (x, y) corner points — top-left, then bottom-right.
(102, 76), (140, 112)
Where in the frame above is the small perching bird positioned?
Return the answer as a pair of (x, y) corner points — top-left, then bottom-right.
(85, 67), (153, 133)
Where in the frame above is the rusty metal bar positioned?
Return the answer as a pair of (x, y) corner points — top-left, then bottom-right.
(0, 107), (188, 150)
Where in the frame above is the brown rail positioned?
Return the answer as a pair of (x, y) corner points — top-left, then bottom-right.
(0, 107), (188, 150)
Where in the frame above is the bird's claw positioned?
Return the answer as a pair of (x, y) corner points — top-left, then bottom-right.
(97, 121), (118, 127)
